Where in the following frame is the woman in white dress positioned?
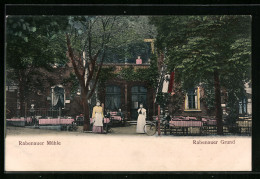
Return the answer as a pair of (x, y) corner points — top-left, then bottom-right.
(136, 103), (146, 133)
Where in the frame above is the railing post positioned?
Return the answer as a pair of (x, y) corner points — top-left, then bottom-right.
(25, 102), (27, 118)
(158, 105), (161, 136)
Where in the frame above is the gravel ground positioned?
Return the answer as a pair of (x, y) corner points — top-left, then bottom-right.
(5, 125), (148, 136)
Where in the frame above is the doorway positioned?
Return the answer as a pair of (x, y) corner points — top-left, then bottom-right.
(131, 86), (147, 120)
(105, 85), (121, 111)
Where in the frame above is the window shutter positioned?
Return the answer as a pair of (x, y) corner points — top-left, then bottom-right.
(185, 94), (188, 109)
(195, 88), (198, 109)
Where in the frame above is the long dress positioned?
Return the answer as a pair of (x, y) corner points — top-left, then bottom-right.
(136, 108), (146, 133)
(92, 106), (104, 133)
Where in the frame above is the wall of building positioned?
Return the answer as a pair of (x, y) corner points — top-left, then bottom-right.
(245, 82), (252, 115)
(98, 79), (155, 121)
(167, 86), (215, 118)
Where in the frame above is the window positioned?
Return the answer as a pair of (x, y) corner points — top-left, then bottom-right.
(51, 85), (65, 110)
(188, 89), (196, 109)
(6, 85), (18, 92)
(6, 81), (18, 92)
(239, 97), (247, 115)
(184, 87), (201, 111)
(105, 85), (121, 111)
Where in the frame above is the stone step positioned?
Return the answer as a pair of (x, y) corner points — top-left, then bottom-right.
(7, 121), (25, 127)
(39, 125), (61, 131)
(126, 121), (137, 125)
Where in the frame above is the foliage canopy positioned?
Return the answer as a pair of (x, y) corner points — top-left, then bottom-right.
(150, 15), (251, 121)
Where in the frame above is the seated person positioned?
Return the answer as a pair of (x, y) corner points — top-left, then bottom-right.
(164, 112), (171, 122)
(162, 112), (171, 128)
(117, 108), (124, 118)
(105, 109), (110, 118)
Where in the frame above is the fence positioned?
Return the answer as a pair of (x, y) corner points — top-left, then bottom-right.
(26, 108), (61, 118)
(156, 115), (252, 136)
(163, 120), (252, 136)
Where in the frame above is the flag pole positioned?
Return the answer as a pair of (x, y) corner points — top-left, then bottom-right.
(158, 105), (161, 136)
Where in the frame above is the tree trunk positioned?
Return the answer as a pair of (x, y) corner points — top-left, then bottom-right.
(226, 90), (239, 125)
(214, 70), (223, 135)
(82, 95), (91, 131)
(19, 71), (26, 117)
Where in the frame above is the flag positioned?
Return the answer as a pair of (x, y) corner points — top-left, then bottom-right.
(162, 74), (170, 93)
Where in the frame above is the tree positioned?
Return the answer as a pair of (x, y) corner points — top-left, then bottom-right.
(6, 15), (157, 130)
(6, 15), (68, 117)
(150, 15), (251, 135)
(66, 16), (157, 131)
(66, 16), (129, 131)
(104, 16), (157, 63)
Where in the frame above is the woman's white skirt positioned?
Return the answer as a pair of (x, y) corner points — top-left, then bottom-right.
(136, 114), (146, 133)
(93, 113), (103, 133)
(94, 113), (103, 126)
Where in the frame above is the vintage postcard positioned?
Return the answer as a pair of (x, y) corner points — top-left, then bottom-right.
(4, 13), (252, 172)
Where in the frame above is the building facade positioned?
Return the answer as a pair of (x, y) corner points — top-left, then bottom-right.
(6, 61), (251, 121)
(98, 63), (155, 121)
